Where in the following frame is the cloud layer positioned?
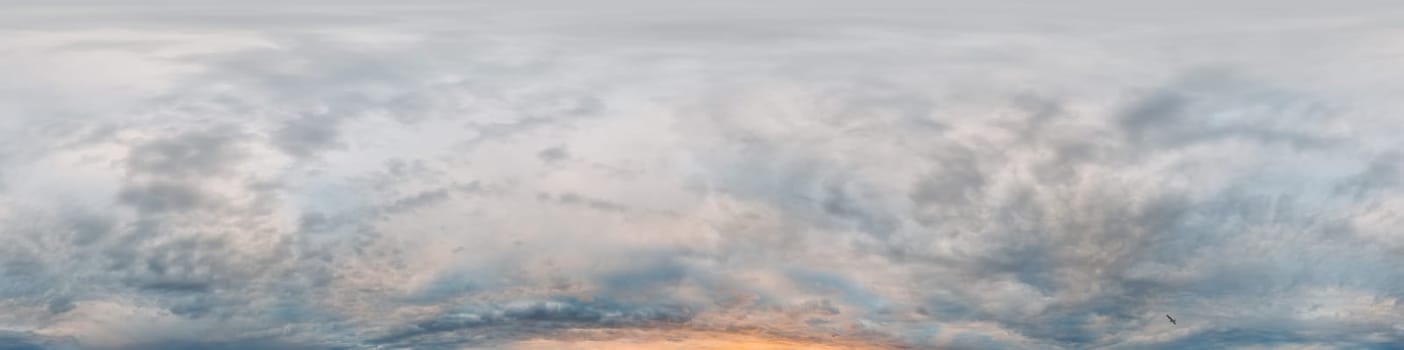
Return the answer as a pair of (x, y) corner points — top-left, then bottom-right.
(2, 1), (1404, 349)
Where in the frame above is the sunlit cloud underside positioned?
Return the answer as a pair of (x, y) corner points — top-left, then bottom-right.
(470, 329), (888, 350)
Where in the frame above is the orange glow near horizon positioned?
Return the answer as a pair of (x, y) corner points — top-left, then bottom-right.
(477, 329), (893, 350)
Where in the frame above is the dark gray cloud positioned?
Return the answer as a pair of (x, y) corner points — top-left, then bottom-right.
(1336, 151), (1403, 199)
(536, 145), (568, 163)
(126, 130), (245, 178)
(100, 339), (340, 350)
(116, 181), (208, 214)
(1118, 69), (1342, 151)
(117, 128), (249, 215)
(369, 298), (692, 348)
(0, 331), (77, 350)
(380, 188), (454, 215)
(538, 192), (628, 212)
(274, 115), (345, 158)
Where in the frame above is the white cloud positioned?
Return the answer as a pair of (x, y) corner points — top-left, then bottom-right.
(1, 1), (1403, 349)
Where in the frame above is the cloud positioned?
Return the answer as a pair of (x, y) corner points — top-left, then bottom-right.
(0, 331), (77, 350)
(1, 1), (1404, 349)
(370, 298), (693, 348)
(1117, 69), (1342, 151)
(536, 146), (568, 163)
(273, 115), (345, 159)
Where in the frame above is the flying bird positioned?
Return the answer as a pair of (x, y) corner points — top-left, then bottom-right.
(1166, 314), (1177, 325)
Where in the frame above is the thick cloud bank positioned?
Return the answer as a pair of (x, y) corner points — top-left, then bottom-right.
(2, 1), (1404, 349)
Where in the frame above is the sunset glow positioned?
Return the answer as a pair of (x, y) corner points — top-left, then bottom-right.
(488, 330), (889, 350)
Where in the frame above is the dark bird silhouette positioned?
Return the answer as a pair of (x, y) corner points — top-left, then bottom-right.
(1166, 314), (1177, 325)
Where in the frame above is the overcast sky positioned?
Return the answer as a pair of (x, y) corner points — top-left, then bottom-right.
(2, 1), (1404, 349)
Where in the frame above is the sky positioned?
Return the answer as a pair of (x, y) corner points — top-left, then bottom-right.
(2, 1), (1404, 349)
